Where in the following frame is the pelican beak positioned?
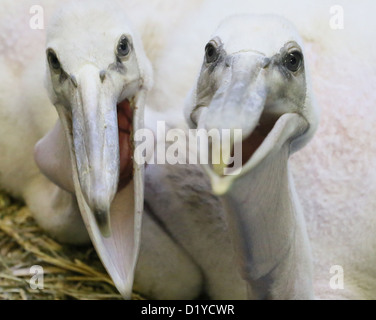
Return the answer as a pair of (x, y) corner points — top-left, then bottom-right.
(197, 53), (308, 194)
(54, 65), (146, 299)
(69, 70), (119, 237)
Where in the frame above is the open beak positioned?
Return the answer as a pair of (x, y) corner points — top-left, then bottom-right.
(197, 53), (308, 195)
(54, 65), (145, 299)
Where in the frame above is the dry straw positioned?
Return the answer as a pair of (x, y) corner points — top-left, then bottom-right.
(0, 191), (144, 300)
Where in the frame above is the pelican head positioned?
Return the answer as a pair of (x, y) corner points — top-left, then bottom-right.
(185, 14), (319, 194)
(34, 1), (152, 298)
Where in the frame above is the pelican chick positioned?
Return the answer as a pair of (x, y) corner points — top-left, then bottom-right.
(30, 1), (205, 299)
(1, 0), (208, 299)
(34, 1), (153, 298)
(0, 0), (155, 298)
(184, 14), (319, 299)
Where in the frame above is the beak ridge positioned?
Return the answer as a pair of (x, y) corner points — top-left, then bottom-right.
(203, 53), (268, 136)
(72, 65), (119, 237)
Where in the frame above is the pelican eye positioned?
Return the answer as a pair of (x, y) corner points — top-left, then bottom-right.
(205, 43), (219, 63)
(47, 50), (61, 71)
(283, 51), (303, 72)
(117, 36), (131, 57)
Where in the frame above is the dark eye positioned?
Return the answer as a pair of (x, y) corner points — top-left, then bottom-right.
(47, 50), (61, 70)
(205, 43), (219, 63)
(284, 51), (303, 72)
(117, 36), (130, 57)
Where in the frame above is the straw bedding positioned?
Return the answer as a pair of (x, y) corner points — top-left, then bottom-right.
(0, 191), (143, 300)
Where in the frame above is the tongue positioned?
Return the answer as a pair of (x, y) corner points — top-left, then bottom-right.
(117, 100), (133, 190)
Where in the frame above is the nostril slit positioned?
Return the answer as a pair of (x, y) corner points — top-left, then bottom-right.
(225, 56), (232, 67)
(263, 58), (271, 69)
(99, 70), (106, 82)
(70, 74), (78, 88)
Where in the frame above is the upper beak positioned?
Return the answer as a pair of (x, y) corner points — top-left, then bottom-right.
(198, 53), (268, 191)
(71, 66), (119, 237)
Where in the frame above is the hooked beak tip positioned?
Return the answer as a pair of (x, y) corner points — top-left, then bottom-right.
(94, 209), (112, 238)
(207, 171), (234, 195)
(99, 70), (106, 83)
